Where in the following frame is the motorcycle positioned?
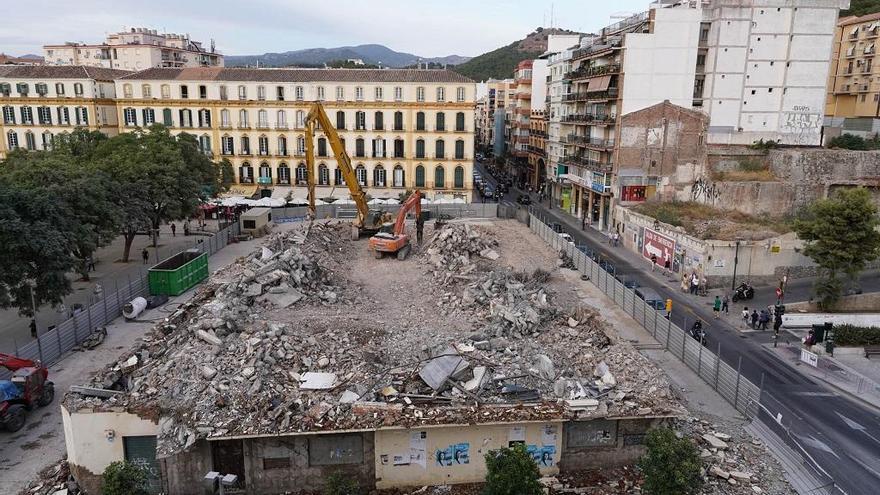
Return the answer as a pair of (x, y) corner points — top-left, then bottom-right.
(731, 282), (755, 302)
(690, 321), (708, 346)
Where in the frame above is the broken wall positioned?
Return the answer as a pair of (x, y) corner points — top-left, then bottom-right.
(373, 422), (563, 489)
(559, 418), (666, 472)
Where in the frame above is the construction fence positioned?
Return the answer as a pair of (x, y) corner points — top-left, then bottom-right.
(528, 212), (762, 419)
(271, 203), (499, 223)
(1, 222), (240, 378)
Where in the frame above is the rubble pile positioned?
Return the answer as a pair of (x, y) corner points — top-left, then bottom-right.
(461, 269), (558, 336)
(18, 458), (80, 495)
(424, 223), (499, 278)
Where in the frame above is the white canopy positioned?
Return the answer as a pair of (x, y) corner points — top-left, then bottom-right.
(367, 198), (386, 205)
(451, 198), (466, 204)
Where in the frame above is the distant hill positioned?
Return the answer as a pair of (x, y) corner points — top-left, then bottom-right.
(842, 0), (880, 16)
(226, 44), (470, 68)
(453, 27), (580, 82)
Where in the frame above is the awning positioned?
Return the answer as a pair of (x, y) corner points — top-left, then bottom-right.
(271, 185), (293, 199)
(222, 184), (258, 198)
(591, 75), (612, 91)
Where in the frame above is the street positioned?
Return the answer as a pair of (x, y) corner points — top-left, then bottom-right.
(473, 158), (880, 495)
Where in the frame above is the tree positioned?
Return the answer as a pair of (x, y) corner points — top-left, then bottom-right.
(638, 428), (703, 495)
(794, 188), (880, 309)
(483, 444), (542, 495)
(102, 461), (149, 495)
(219, 158), (236, 193)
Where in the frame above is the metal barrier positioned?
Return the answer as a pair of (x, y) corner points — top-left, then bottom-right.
(271, 203), (499, 222)
(528, 212), (761, 418)
(1, 222), (240, 375)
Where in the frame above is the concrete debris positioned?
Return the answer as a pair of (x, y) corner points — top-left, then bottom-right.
(74, 326), (106, 351)
(702, 432), (730, 450)
(20, 458), (81, 495)
(300, 372), (337, 390)
(424, 223), (499, 276)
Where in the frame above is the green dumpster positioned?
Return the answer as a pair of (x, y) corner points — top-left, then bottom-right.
(148, 249), (208, 296)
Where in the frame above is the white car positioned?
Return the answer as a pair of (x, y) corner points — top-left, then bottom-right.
(559, 233), (575, 244)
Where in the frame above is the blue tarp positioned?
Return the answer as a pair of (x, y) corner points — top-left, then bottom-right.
(0, 380), (22, 402)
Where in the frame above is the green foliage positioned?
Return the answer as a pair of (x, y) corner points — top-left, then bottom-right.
(323, 472), (359, 495)
(738, 158), (768, 172)
(638, 428), (703, 495)
(794, 188), (880, 310)
(483, 443), (542, 495)
(219, 158), (236, 192)
(826, 133), (880, 150)
(102, 461), (149, 495)
(453, 41), (543, 81)
(326, 59), (380, 69)
(833, 324), (880, 346)
(843, 0), (880, 17)
(749, 138), (779, 151)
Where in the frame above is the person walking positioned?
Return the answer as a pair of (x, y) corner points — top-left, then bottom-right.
(759, 309), (770, 330)
(750, 309), (759, 329)
(650, 254), (658, 272)
(663, 258), (671, 276)
(713, 295), (722, 319)
(741, 307), (750, 328)
(171, 223), (177, 237)
(665, 298), (673, 319)
(690, 273), (699, 295)
(416, 212), (425, 245)
(721, 294), (730, 314)
(141, 248), (150, 264)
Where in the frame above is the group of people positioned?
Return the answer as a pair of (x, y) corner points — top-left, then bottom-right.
(741, 306), (774, 330)
(609, 232), (621, 247)
(682, 271), (708, 295)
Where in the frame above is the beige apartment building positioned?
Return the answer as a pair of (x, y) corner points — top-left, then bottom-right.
(0, 65), (129, 158)
(825, 12), (880, 139)
(44, 28), (223, 71)
(114, 67), (476, 201)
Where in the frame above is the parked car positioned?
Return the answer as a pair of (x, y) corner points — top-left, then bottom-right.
(599, 260), (615, 275)
(635, 287), (666, 310)
(615, 276), (640, 289)
(516, 194), (532, 205)
(559, 233), (575, 245)
(551, 223), (563, 233)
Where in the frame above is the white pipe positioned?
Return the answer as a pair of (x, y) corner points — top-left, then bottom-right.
(123, 297), (148, 320)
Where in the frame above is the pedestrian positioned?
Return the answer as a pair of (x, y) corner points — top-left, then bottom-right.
(663, 258), (671, 276)
(171, 223), (177, 237)
(722, 294), (729, 314)
(773, 313), (783, 334)
(713, 295), (721, 319)
(613, 232), (620, 247)
(758, 309), (770, 330)
(87, 256), (96, 272)
(741, 307), (750, 327)
(750, 309), (759, 329)
(700, 275), (708, 296)
(142, 248), (149, 264)
(416, 212), (425, 245)
(650, 254), (657, 272)
(184, 221), (190, 236)
(665, 298), (672, 319)
(690, 273), (699, 295)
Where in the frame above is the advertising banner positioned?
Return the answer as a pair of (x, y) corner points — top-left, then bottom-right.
(642, 228), (675, 267)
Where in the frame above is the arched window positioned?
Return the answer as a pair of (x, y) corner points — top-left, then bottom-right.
(318, 163), (329, 185)
(24, 131), (35, 151)
(277, 135), (288, 156)
(41, 131), (52, 150)
(393, 164), (405, 188)
(198, 108), (211, 128)
(415, 139), (425, 159)
(239, 162), (254, 184)
(455, 112), (465, 131)
(122, 83), (133, 98)
(238, 109), (249, 127)
(455, 139), (465, 160)
(277, 110), (287, 128)
(415, 165), (425, 188)
(334, 167), (343, 185)
(6, 130), (18, 149)
(435, 112), (445, 132)
(220, 109), (230, 127)
(295, 163), (308, 183)
(336, 110), (346, 130)
(178, 108), (192, 128)
(277, 163), (291, 184)
(393, 138), (404, 158)
(259, 162), (272, 182)
(296, 136), (305, 155)
(162, 108), (172, 126)
(160, 84), (170, 99)
(240, 136), (251, 155)
(355, 111), (366, 131)
(435, 139), (445, 159)
(221, 135), (234, 155)
(257, 109), (268, 128)
(374, 111), (384, 131)
(258, 135), (269, 156)
(434, 166), (445, 189)
(317, 137), (327, 157)
(454, 166), (464, 188)
(355, 164), (367, 186)
(416, 111), (425, 131)
(373, 164), (386, 187)
(142, 84), (152, 98)
(355, 138), (365, 158)
(394, 111), (403, 131)
(198, 135), (211, 154)
(295, 110), (304, 128)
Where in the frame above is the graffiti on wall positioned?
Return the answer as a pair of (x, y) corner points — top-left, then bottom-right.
(435, 443), (470, 466)
(782, 106), (822, 145)
(691, 176), (720, 204)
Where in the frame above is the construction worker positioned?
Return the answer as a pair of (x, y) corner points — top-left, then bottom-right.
(665, 298), (672, 319)
(416, 212), (425, 245)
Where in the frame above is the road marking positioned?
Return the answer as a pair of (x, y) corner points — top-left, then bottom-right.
(835, 411), (880, 445)
(794, 433), (840, 459)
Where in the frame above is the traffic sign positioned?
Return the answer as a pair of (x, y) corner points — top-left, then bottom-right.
(775, 287), (783, 298)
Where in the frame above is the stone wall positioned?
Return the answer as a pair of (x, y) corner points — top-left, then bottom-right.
(559, 418), (667, 472)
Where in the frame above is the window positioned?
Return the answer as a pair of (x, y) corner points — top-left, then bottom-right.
(198, 109), (211, 127)
(122, 107), (137, 127)
(355, 86), (364, 100)
(334, 167), (343, 185)
(180, 85), (188, 99)
(297, 136), (305, 155)
(318, 164), (329, 185)
(2, 106), (14, 124)
(278, 136), (288, 156)
(435, 139), (445, 159)
(160, 84), (170, 99)
(454, 166), (464, 188)
(434, 166), (445, 188)
(355, 111), (366, 130)
(295, 86), (304, 101)
(375, 86), (383, 100)
(456, 87), (465, 102)
(239, 163), (254, 183)
(436, 112), (445, 131)
(41, 131), (52, 150)
(394, 139), (404, 158)
(199, 85), (207, 99)
(76, 107), (89, 126)
(179, 109), (193, 127)
(296, 163), (308, 183)
(275, 110), (287, 129)
(317, 86), (325, 100)
(355, 164), (367, 186)
(16, 83), (28, 96)
(7, 130), (18, 150)
(277, 86), (285, 101)
(241, 136), (251, 155)
(162, 108), (172, 126)
(258, 136), (269, 156)
(394, 111), (403, 131)
(415, 139), (425, 159)
(238, 85), (247, 100)
(416, 86), (425, 102)
(35, 83), (48, 96)
(0, 83), (10, 96)
(336, 86), (344, 101)
(415, 165), (426, 187)
(257, 86), (266, 100)
(221, 136), (234, 155)
(372, 138), (386, 158)
(295, 110), (304, 128)
(416, 112), (426, 131)
(336, 111), (346, 130)
(393, 165), (405, 187)
(221, 109), (231, 127)
(55, 83), (65, 95)
(278, 163), (291, 184)
(142, 108), (155, 125)
(219, 85), (228, 100)
(318, 137), (327, 157)
(57, 107), (70, 125)
(455, 139), (464, 160)
(259, 163), (272, 181)
(355, 138), (365, 157)
(142, 84), (151, 98)
(37, 106), (52, 125)
(258, 109), (268, 128)
(20, 106), (33, 125)
(373, 165), (386, 187)
(239, 109), (249, 127)
(437, 87), (446, 102)
(374, 111), (384, 130)
(455, 112), (465, 131)
(199, 135), (211, 154)
(25, 131), (36, 151)
(394, 86), (403, 101)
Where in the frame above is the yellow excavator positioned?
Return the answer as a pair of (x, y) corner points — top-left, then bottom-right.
(303, 101), (389, 240)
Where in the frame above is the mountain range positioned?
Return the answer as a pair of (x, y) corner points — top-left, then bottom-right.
(225, 44), (470, 68)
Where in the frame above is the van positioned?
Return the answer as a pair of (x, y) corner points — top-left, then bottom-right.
(635, 287), (665, 310)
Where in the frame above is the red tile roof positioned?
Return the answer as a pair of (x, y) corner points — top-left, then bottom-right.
(120, 67), (474, 83)
(0, 65), (131, 81)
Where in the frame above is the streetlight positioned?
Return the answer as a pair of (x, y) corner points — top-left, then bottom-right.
(731, 238), (743, 291)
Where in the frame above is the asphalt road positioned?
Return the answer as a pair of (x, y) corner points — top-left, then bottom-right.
(473, 160), (880, 495)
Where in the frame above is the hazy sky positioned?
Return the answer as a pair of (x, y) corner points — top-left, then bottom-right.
(0, 0), (648, 57)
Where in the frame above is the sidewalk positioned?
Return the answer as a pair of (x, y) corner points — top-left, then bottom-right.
(0, 228), (262, 495)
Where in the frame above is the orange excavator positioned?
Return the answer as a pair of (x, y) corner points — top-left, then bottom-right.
(368, 190), (422, 260)
(0, 353), (54, 432)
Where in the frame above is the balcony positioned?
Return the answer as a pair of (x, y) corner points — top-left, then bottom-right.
(567, 134), (615, 149)
(275, 123), (289, 130)
(257, 176), (273, 185)
(562, 155), (613, 173)
(564, 63), (621, 81)
(239, 177), (254, 184)
(572, 38), (624, 60)
(256, 122), (270, 130)
(562, 88), (619, 102)
(277, 177), (291, 185)
(560, 113), (616, 125)
(237, 124), (251, 130)
(527, 145), (545, 154)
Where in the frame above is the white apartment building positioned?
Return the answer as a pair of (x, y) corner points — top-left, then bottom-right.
(114, 67), (476, 201)
(0, 66), (129, 158)
(44, 28), (223, 71)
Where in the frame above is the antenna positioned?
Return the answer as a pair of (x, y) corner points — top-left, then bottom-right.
(551, 3), (554, 28)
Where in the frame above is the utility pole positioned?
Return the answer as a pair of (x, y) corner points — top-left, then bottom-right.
(731, 239), (742, 290)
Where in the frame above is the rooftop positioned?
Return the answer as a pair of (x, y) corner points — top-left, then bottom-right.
(0, 65), (131, 81)
(120, 67), (475, 83)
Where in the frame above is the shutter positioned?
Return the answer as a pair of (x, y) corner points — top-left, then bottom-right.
(123, 436), (161, 493)
(163, 109), (172, 126)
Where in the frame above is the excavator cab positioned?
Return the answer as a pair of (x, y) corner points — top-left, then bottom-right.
(369, 190), (421, 260)
(0, 354), (54, 432)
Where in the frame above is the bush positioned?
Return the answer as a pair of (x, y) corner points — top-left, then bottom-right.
(324, 472), (359, 495)
(749, 138), (779, 150)
(483, 444), (542, 495)
(638, 428), (703, 495)
(827, 133), (871, 150)
(102, 461), (149, 495)
(833, 324), (880, 346)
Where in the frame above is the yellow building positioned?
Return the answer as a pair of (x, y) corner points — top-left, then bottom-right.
(826, 13), (880, 123)
(115, 67), (475, 201)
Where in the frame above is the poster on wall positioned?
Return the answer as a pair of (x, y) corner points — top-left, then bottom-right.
(642, 228), (675, 268)
(541, 425), (558, 446)
(526, 445), (556, 467)
(509, 426), (526, 445)
(409, 431), (427, 468)
(435, 443), (470, 466)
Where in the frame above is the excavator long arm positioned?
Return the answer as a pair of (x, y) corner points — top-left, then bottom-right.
(0, 353), (37, 371)
(304, 102), (369, 224)
(394, 190), (421, 236)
